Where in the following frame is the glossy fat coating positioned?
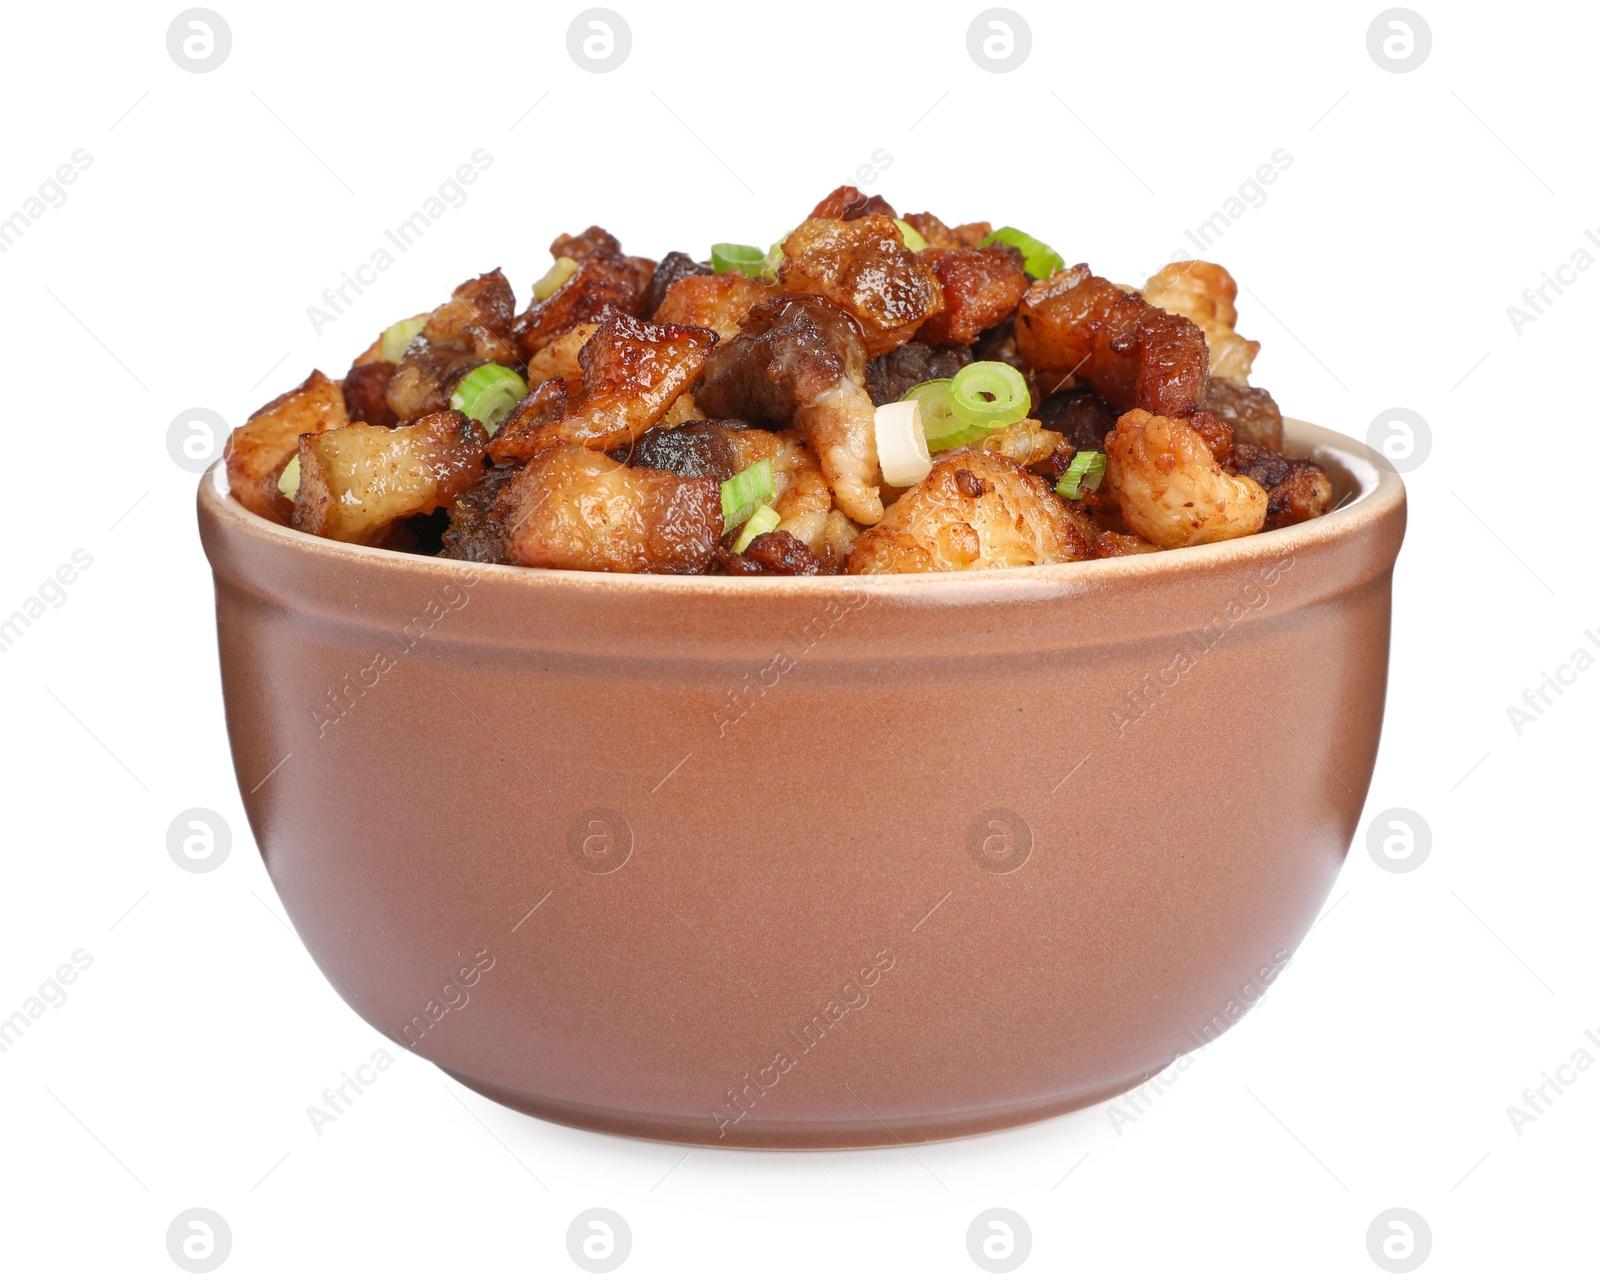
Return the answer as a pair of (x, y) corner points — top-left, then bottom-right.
(293, 411), (488, 546)
(1203, 379), (1284, 452)
(387, 269), (520, 422)
(226, 369), (348, 522)
(848, 449), (1093, 574)
(1015, 265), (1209, 416)
(778, 217), (944, 357)
(653, 273), (775, 339)
(914, 246), (1029, 347)
(495, 443), (722, 574)
(1105, 409), (1267, 548)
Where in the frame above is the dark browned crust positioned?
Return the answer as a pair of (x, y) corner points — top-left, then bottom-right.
(1204, 380), (1285, 451)
(777, 217), (944, 357)
(613, 420), (771, 482)
(696, 295), (869, 425)
(864, 340), (971, 406)
(715, 530), (822, 575)
(914, 246), (1029, 347)
(441, 466), (520, 564)
(809, 185), (896, 221)
(1014, 264), (1209, 416)
(1229, 440), (1333, 529)
(639, 251), (711, 320)
(1037, 386), (1119, 456)
(343, 361), (399, 427)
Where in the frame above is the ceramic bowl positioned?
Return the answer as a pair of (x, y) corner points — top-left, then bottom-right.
(198, 418), (1404, 1147)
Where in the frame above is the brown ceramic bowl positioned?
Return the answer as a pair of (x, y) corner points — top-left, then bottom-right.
(198, 418), (1404, 1148)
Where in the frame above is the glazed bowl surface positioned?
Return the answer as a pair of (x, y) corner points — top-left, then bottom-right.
(198, 419), (1404, 1147)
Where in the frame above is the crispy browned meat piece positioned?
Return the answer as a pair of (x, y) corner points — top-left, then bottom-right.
(1143, 261), (1258, 384)
(1187, 409), (1235, 463)
(849, 449), (1093, 574)
(864, 340), (971, 405)
(1015, 265), (1209, 416)
(385, 269), (521, 422)
(653, 273), (775, 339)
(695, 295), (883, 522)
(914, 247), (1029, 347)
(810, 185), (896, 220)
(226, 369), (348, 522)
(512, 264), (638, 356)
(716, 531), (822, 576)
(778, 217), (944, 357)
(1094, 528), (1160, 557)
(491, 312), (716, 460)
(901, 212), (961, 249)
(342, 361), (398, 427)
(487, 378), (569, 465)
(697, 295), (867, 423)
(1229, 440), (1333, 529)
(422, 268), (519, 363)
(639, 251), (711, 320)
(495, 442), (722, 573)
(441, 465), (520, 564)
(1204, 380), (1284, 451)
(1037, 385), (1118, 455)
(548, 225), (654, 291)
(1104, 409), (1267, 548)
(615, 420), (778, 481)
(293, 411), (487, 545)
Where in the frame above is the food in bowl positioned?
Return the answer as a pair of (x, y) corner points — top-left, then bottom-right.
(227, 186), (1331, 574)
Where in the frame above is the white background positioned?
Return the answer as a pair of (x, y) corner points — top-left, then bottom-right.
(1, 0), (1595, 1276)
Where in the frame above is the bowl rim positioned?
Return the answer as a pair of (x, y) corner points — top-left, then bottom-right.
(199, 417), (1404, 597)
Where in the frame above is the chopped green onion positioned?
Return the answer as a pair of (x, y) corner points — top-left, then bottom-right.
(381, 315), (427, 364)
(533, 256), (580, 302)
(711, 243), (766, 277)
(278, 455), (301, 500)
(720, 458), (775, 532)
(893, 218), (928, 253)
(950, 361), (1031, 429)
(760, 239), (786, 282)
(1055, 450), (1107, 501)
(902, 380), (985, 450)
(980, 226), (1065, 279)
(733, 504), (782, 553)
(450, 363), (529, 435)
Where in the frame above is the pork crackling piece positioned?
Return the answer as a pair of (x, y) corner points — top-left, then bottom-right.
(1142, 261), (1259, 385)
(386, 269), (520, 422)
(226, 369), (348, 522)
(849, 449), (1095, 575)
(777, 216), (944, 358)
(695, 294), (886, 525)
(1104, 409), (1267, 549)
(493, 442), (723, 574)
(292, 410), (488, 546)
(1014, 265), (1209, 417)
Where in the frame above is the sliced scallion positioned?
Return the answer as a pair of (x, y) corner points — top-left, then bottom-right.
(893, 218), (928, 253)
(760, 239), (786, 281)
(277, 454), (301, 500)
(733, 505), (782, 554)
(979, 226), (1065, 279)
(950, 361), (1031, 429)
(1055, 450), (1107, 501)
(450, 363), (529, 435)
(720, 458), (775, 532)
(533, 256), (580, 302)
(711, 243), (766, 277)
(381, 315), (428, 364)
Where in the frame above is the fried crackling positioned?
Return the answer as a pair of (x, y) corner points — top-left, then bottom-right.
(653, 273), (775, 339)
(525, 322), (598, 387)
(970, 418), (1064, 470)
(1142, 261), (1260, 385)
(226, 369), (348, 522)
(809, 185), (897, 220)
(639, 251), (712, 320)
(386, 269), (520, 421)
(1229, 440), (1332, 529)
(342, 361), (399, 428)
(778, 217), (944, 357)
(1014, 265), (1209, 416)
(1035, 385), (1119, 454)
(513, 231), (650, 356)
(849, 449), (1093, 574)
(293, 411), (488, 545)
(494, 443), (722, 574)
(1104, 409), (1267, 548)
(485, 378), (570, 465)
(695, 295), (885, 524)
(914, 247), (1029, 347)
(492, 312), (717, 460)
(1203, 380), (1284, 451)
(716, 530), (823, 576)
(441, 465), (521, 564)
(617, 420), (782, 482)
